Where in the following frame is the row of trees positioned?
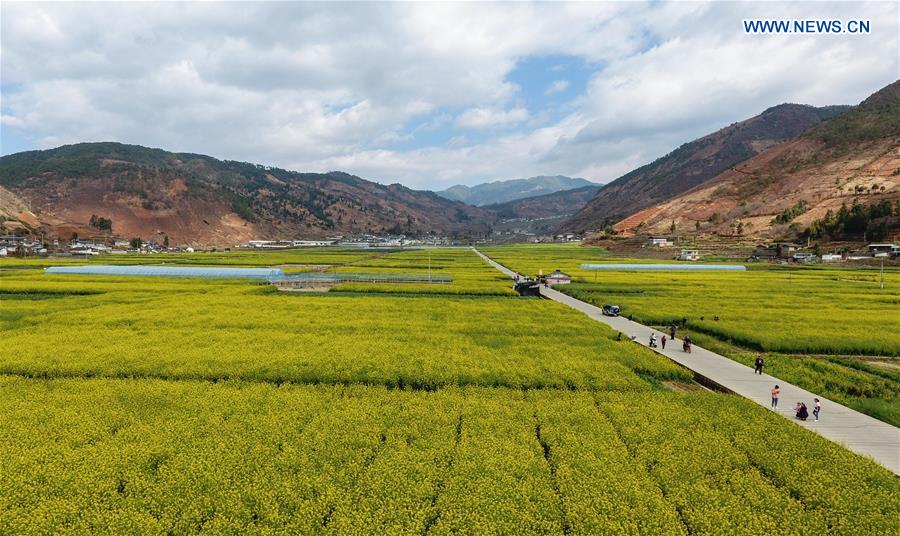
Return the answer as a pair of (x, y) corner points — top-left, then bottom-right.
(804, 199), (899, 241)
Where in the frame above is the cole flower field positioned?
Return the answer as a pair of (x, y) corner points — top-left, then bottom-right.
(481, 244), (900, 425)
(1, 247), (898, 533)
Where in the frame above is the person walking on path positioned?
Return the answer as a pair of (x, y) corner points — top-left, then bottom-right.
(754, 354), (764, 375)
(669, 325), (677, 340)
(771, 385), (780, 409)
(661, 335), (667, 349)
(813, 398), (821, 421)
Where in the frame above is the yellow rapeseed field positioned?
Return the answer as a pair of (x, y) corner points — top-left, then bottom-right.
(1, 247), (897, 533)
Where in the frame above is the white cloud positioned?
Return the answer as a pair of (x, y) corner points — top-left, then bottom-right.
(546, 80), (570, 95)
(1, 115), (26, 128)
(1, 1), (897, 189)
(455, 107), (529, 130)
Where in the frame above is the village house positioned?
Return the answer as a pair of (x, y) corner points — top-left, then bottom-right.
(553, 233), (579, 242)
(776, 242), (801, 258)
(751, 244), (778, 261)
(545, 270), (572, 285)
(867, 243), (899, 257)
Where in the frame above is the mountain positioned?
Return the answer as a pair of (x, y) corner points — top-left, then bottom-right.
(563, 103), (851, 232)
(0, 185), (41, 235)
(610, 80), (900, 239)
(485, 184), (603, 235)
(0, 142), (494, 245)
(485, 184), (603, 236)
(437, 175), (595, 206)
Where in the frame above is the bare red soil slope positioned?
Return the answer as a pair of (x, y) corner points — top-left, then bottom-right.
(614, 80), (900, 239)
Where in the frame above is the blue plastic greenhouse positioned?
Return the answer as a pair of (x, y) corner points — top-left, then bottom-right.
(580, 263), (746, 271)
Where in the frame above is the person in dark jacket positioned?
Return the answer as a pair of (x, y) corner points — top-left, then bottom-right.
(754, 355), (764, 375)
(796, 403), (809, 421)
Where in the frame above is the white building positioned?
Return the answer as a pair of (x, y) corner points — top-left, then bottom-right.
(677, 249), (701, 261)
(792, 252), (817, 262)
(290, 240), (333, 247)
(646, 236), (673, 247)
(867, 243), (899, 257)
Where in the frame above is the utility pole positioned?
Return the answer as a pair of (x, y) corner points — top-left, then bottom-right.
(428, 249), (432, 282)
(881, 259), (885, 290)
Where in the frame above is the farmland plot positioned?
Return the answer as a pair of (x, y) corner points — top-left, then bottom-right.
(1, 246), (898, 533)
(1, 378), (897, 534)
(0, 272), (686, 389)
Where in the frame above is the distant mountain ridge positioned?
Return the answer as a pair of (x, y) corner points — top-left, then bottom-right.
(437, 175), (595, 206)
(487, 184), (604, 235)
(563, 103), (852, 232)
(487, 184), (603, 221)
(0, 142), (495, 245)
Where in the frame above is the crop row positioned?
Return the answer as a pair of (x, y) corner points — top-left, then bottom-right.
(2, 377), (897, 534)
(599, 393), (899, 534)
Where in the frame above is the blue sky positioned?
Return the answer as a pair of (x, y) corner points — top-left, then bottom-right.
(1, 1), (897, 189)
(384, 54), (595, 154)
(505, 54), (596, 125)
(0, 83), (31, 154)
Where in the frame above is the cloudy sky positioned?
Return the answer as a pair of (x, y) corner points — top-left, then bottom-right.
(1, 1), (897, 190)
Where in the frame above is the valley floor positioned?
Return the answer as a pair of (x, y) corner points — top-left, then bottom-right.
(1, 246), (897, 533)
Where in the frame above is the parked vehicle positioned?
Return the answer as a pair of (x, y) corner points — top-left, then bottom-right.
(514, 280), (542, 297)
(602, 304), (620, 316)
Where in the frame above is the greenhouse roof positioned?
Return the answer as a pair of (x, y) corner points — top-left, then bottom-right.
(45, 265), (285, 280)
(581, 263), (746, 271)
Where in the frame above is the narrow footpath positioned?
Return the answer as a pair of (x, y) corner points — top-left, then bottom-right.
(474, 248), (900, 476)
